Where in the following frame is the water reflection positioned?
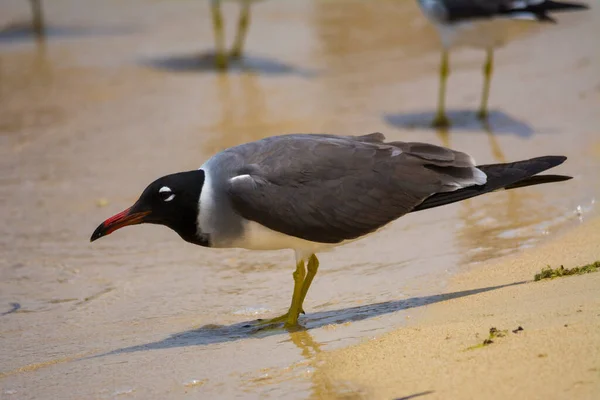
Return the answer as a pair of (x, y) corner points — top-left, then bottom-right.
(308, 0), (438, 123)
(0, 42), (64, 138)
(201, 72), (308, 155)
(288, 329), (362, 400)
(456, 188), (558, 265)
(434, 121), (506, 162)
(82, 283), (525, 396)
(290, 330), (436, 400)
(311, 0), (438, 73)
(205, 72), (270, 153)
(288, 328), (322, 361)
(434, 123), (563, 266)
(237, 328), (351, 398)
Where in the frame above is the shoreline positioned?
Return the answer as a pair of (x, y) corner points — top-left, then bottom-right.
(316, 215), (600, 399)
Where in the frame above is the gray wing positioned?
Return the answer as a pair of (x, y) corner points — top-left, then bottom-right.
(224, 133), (486, 244)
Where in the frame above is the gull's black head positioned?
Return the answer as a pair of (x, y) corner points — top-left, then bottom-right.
(90, 170), (207, 245)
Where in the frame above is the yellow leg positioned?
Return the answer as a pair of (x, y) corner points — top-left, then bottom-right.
(231, 0), (251, 59)
(478, 48), (494, 120)
(299, 254), (319, 312)
(259, 258), (306, 327)
(433, 50), (450, 128)
(30, 0), (45, 40)
(286, 258), (307, 326)
(210, 0), (228, 70)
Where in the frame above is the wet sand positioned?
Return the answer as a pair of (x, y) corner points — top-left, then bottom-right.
(1, 0), (599, 399)
(317, 215), (600, 400)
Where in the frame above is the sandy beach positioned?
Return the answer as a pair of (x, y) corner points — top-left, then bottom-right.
(1, 0), (599, 399)
(318, 216), (600, 400)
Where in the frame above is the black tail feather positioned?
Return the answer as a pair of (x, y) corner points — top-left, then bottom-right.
(507, 0), (589, 23)
(412, 156), (571, 213)
(504, 174), (572, 190)
(542, 1), (589, 12)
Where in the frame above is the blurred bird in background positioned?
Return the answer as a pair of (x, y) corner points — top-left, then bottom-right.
(415, 0), (590, 127)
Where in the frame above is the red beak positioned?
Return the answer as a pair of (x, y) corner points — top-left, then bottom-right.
(90, 207), (151, 242)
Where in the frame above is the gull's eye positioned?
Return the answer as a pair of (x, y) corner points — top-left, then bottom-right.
(159, 186), (175, 202)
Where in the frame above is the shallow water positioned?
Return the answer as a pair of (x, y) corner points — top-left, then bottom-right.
(1, 0), (599, 399)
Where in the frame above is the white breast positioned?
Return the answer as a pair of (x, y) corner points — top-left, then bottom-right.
(438, 18), (534, 49)
(230, 218), (334, 254)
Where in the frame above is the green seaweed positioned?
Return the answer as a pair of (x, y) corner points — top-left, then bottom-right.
(534, 261), (600, 281)
(465, 327), (508, 351)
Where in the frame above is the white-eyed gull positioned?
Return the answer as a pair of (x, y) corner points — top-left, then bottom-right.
(91, 132), (571, 327)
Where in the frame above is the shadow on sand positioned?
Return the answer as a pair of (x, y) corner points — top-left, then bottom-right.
(139, 51), (318, 77)
(394, 391), (436, 400)
(0, 22), (136, 43)
(93, 280), (527, 358)
(384, 109), (537, 138)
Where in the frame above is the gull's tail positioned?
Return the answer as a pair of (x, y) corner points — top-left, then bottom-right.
(509, 1), (590, 23)
(412, 156), (572, 212)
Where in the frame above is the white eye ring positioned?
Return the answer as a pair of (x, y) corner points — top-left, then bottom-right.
(159, 186), (175, 202)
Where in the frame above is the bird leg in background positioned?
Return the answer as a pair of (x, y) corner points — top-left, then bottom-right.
(433, 50), (450, 128)
(29, 0), (45, 40)
(298, 254), (319, 314)
(478, 49), (494, 120)
(231, 0), (251, 59)
(210, 0), (228, 70)
(258, 258), (306, 327)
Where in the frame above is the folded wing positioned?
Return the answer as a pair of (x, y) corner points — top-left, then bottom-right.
(226, 133), (486, 244)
